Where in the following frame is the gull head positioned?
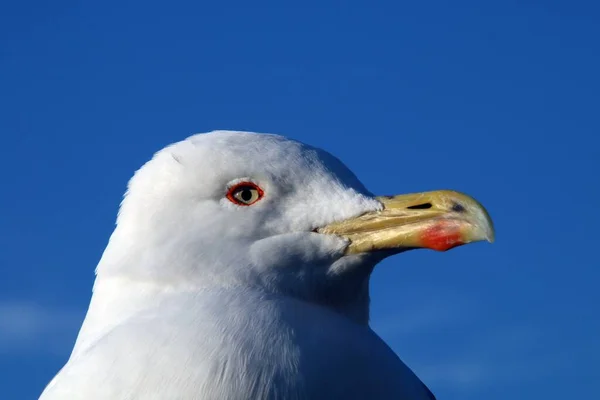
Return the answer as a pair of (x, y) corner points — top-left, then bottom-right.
(98, 131), (494, 323)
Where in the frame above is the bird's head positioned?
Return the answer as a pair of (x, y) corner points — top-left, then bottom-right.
(98, 131), (494, 324)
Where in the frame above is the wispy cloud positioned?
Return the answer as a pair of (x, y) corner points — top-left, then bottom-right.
(413, 361), (488, 389)
(413, 347), (573, 392)
(0, 301), (84, 355)
(370, 289), (588, 394)
(370, 286), (478, 338)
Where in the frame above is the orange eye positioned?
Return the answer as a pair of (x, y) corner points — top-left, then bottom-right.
(226, 182), (264, 206)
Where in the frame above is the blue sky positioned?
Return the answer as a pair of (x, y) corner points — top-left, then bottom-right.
(1, 1), (598, 399)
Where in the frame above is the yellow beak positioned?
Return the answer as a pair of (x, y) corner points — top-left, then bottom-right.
(317, 190), (494, 254)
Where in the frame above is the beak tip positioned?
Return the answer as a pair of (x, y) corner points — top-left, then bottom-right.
(485, 220), (496, 244)
(481, 225), (495, 245)
(473, 204), (495, 244)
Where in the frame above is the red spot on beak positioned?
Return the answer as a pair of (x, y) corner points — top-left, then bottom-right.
(421, 220), (465, 251)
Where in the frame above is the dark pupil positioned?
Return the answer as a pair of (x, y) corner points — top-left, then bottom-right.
(240, 188), (253, 202)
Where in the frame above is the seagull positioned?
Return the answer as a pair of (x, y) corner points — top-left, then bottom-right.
(39, 130), (494, 400)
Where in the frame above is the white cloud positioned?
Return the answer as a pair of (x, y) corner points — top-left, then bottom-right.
(371, 298), (473, 338)
(0, 301), (84, 355)
(370, 286), (477, 338)
(414, 361), (488, 389)
(370, 290), (586, 394)
(414, 350), (569, 392)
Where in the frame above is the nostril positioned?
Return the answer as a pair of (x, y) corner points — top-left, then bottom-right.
(451, 202), (466, 213)
(407, 203), (432, 210)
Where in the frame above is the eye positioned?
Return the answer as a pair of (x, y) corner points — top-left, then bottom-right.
(226, 182), (264, 206)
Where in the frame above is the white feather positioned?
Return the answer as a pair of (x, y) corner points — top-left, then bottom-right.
(39, 131), (435, 400)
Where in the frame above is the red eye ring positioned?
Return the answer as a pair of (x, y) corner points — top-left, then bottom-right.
(226, 182), (265, 206)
